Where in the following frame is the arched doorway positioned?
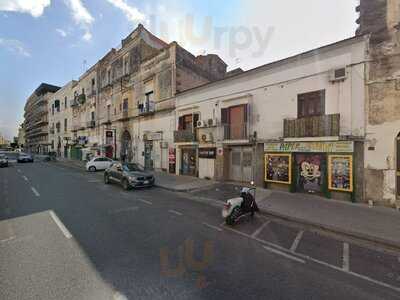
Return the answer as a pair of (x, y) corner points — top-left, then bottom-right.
(120, 130), (133, 162)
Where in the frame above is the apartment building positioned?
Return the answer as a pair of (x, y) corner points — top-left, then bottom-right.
(175, 35), (368, 203)
(24, 83), (60, 154)
(48, 81), (76, 158)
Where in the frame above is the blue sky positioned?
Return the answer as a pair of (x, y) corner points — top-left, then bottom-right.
(0, 0), (358, 140)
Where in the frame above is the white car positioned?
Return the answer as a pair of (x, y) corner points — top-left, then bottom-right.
(86, 157), (115, 172)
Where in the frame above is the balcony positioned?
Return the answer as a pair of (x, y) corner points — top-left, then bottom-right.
(138, 101), (155, 116)
(221, 123), (248, 140)
(283, 114), (340, 138)
(174, 129), (197, 143)
(86, 120), (96, 128)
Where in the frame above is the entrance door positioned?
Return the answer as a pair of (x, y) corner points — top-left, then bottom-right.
(120, 130), (132, 162)
(181, 148), (197, 176)
(144, 141), (154, 170)
(229, 146), (253, 182)
(295, 153), (325, 194)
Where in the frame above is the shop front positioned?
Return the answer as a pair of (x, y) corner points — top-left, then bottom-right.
(264, 141), (355, 201)
(180, 147), (197, 176)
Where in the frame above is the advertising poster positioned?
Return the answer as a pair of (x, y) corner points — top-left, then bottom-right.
(296, 154), (324, 193)
(265, 154), (292, 184)
(328, 155), (353, 192)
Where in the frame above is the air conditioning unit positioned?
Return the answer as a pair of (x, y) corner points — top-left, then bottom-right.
(197, 120), (206, 128)
(329, 67), (347, 82)
(207, 118), (217, 127)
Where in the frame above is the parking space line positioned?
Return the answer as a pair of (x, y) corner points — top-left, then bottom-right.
(263, 245), (306, 264)
(49, 211), (72, 239)
(290, 230), (304, 252)
(169, 210), (183, 216)
(342, 242), (350, 271)
(31, 187), (40, 197)
(17, 169), (21, 173)
(138, 199), (152, 205)
(203, 222), (223, 232)
(251, 221), (271, 238)
(22, 175), (28, 181)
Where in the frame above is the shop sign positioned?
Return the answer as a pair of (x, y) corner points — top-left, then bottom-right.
(265, 153), (292, 184)
(264, 141), (354, 153)
(328, 155), (353, 192)
(144, 132), (162, 141)
(199, 147), (216, 159)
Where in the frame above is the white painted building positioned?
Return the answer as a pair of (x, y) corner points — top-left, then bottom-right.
(175, 35), (369, 202)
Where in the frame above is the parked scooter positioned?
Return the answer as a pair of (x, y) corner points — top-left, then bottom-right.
(222, 182), (259, 225)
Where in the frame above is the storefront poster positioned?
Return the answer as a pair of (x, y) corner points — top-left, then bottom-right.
(199, 148), (216, 159)
(265, 154), (292, 184)
(328, 155), (353, 192)
(296, 154), (324, 193)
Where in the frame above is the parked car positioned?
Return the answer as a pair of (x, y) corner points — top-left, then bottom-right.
(0, 154), (8, 167)
(86, 157), (115, 172)
(3, 152), (18, 163)
(104, 163), (155, 190)
(17, 153), (34, 163)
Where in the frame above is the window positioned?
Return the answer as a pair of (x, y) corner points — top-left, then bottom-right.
(64, 96), (67, 109)
(297, 90), (325, 118)
(178, 113), (199, 131)
(91, 78), (95, 94)
(91, 111), (95, 121)
(56, 122), (60, 133)
(64, 119), (67, 132)
(82, 88), (85, 95)
(107, 70), (111, 84)
(145, 91), (154, 103)
(123, 98), (128, 111)
(221, 104), (248, 140)
(107, 105), (111, 120)
(51, 104), (54, 115)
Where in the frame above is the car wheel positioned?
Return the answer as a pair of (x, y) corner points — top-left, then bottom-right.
(122, 179), (131, 190)
(104, 174), (110, 184)
(89, 166), (96, 172)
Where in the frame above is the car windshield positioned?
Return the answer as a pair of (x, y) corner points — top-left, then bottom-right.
(122, 163), (143, 172)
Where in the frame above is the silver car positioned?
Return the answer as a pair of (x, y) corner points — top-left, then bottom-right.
(0, 154), (8, 167)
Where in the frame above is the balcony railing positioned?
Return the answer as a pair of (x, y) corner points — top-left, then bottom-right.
(174, 129), (197, 143)
(138, 101), (155, 115)
(283, 114), (340, 138)
(221, 123), (248, 140)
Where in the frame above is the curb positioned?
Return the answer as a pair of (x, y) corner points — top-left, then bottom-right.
(156, 184), (400, 251)
(258, 209), (400, 251)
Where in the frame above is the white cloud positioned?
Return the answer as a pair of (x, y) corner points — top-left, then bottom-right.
(0, 38), (31, 57)
(64, 0), (94, 41)
(56, 28), (67, 37)
(0, 0), (50, 17)
(106, 0), (145, 23)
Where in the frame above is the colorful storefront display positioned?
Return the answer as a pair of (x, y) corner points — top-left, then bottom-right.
(264, 141), (355, 199)
(328, 155), (353, 192)
(265, 154), (292, 184)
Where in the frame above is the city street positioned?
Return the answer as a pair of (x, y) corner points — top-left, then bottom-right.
(0, 162), (400, 299)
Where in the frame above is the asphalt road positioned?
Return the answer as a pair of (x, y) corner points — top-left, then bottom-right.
(1, 161), (400, 300)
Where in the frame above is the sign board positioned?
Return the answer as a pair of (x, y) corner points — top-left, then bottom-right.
(199, 147), (216, 159)
(264, 141), (354, 153)
(144, 132), (162, 141)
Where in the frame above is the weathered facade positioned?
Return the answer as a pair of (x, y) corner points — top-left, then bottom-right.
(48, 81), (76, 158)
(357, 0), (400, 207)
(24, 83), (60, 154)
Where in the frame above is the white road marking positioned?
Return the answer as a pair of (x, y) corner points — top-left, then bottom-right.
(22, 175), (28, 181)
(263, 245), (306, 264)
(168, 210), (183, 216)
(31, 187), (40, 197)
(202, 222), (223, 232)
(88, 179), (102, 183)
(290, 230), (304, 252)
(138, 199), (152, 205)
(0, 236), (16, 243)
(49, 211), (72, 239)
(113, 291), (128, 300)
(251, 221), (271, 238)
(110, 206), (139, 214)
(17, 169), (21, 173)
(343, 242), (350, 271)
